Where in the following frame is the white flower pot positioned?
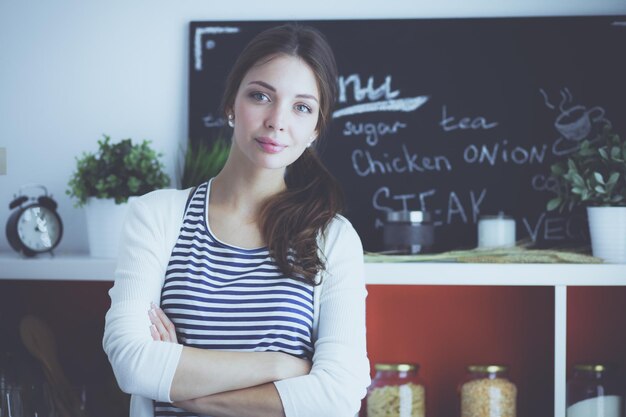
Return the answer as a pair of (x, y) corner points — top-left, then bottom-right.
(587, 206), (626, 263)
(84, 197), (136, 258)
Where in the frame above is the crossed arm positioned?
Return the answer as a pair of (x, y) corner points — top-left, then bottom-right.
(148, 303), (310, 416)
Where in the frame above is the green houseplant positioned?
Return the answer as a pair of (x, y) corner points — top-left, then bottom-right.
(67, 135), (170, 257)
(547, 125), (626, 212)
(547, 125), (626, 262)
(179, 136), (230, 189)
(67, 135), (170, 207)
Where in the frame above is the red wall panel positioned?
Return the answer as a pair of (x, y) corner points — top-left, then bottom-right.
(567, 287), (626, 382)
(363, 285), (554, 417)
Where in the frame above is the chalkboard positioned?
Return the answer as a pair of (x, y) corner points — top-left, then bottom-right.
(188, 17), (626, 252)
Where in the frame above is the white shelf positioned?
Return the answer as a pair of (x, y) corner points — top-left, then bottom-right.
(364, 262), (626, 286)
(1, 252), (625, 286)
(1, 253), (624, 417)
(0, 252), (116, 281)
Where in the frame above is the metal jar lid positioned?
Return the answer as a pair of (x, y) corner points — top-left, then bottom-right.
(573, 364), (612, 372)
(386, 210), (432, 223)
(375, 363), (419, 372)
(467, 365), (509, 374)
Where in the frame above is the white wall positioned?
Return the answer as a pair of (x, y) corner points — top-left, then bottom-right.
(1, 0), (625, 253)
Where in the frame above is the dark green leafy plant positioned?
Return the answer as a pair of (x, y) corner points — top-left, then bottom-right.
(180, 137), (230, 189)
(547, 125), (626, 212)
(67, 135), (170, 207)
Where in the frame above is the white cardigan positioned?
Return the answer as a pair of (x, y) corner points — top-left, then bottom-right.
(102, 188), (370, 417)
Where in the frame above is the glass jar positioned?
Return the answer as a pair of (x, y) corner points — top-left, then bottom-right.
(0, 352), (24, 417)
(566, 364), (624, 417)
(382, 211), (434, 254)
(460, 365), (517, 417)
(0, 385), (24, 417)
(366, 363), (426, 417)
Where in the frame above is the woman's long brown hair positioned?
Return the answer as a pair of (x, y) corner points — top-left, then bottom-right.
(220, 23), (344, 285)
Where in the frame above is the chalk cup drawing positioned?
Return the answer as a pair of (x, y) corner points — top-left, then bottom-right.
(539, 87), (611, 156)
(555, 105), (605, 142)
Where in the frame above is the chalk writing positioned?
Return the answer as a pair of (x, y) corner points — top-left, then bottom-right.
(353, 145), (452, 176)
(342, 121), (407, 146)
(463, 140), (547, 165)
(531, 173), (559, 193)
(522, 212), (588, 242)
(194, 26), (240, 71)
(372, 186), (487, 227)
(334, 74), (429, 117)
(440, 105), (498, 131)
(333, 97), (429, 118)
(338, 74), (400, 103)
(203, 113), (226, 128)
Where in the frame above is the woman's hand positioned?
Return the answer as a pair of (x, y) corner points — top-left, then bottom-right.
(149, 302), (179, 343)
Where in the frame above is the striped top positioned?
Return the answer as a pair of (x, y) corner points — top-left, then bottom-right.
(154, 179), (315, 416)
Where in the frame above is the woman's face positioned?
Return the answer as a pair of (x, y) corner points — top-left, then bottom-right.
(230, 53), (320, 171)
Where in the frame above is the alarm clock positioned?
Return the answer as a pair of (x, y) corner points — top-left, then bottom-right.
(6, 184), (63, 257)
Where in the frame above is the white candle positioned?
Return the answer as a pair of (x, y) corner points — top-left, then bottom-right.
(567, 395), (623, 417)
(477, 214), (516, 248)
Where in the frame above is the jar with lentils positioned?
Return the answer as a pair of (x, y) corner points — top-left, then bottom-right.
(460, 365), (517, 417)
(366, 363), (426, 417)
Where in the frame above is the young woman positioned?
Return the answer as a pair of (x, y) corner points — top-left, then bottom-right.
(103, 23), (370, 417)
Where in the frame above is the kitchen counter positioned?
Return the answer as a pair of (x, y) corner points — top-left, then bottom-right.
(1, 252), (624, 285)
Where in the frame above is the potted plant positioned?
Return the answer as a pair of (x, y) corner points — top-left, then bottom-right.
(547, 125), (626, 262)
(67, 135), (170, 257)
(179, 136), (230, 189)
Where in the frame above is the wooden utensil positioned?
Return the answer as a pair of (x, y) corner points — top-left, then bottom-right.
(19, 315), (88, 417)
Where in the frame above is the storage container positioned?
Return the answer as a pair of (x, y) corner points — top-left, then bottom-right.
(566, 364), (624, 417)
(460, 365), (517, 417)
(367, 363), (426, 417)
(382, 211), (434, 254)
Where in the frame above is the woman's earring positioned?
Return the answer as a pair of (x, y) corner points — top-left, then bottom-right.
(227, 114), (235, 128)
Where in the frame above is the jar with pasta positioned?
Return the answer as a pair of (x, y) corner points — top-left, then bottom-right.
(366, 363), (426, 417)
(460, 365), (517, 417)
